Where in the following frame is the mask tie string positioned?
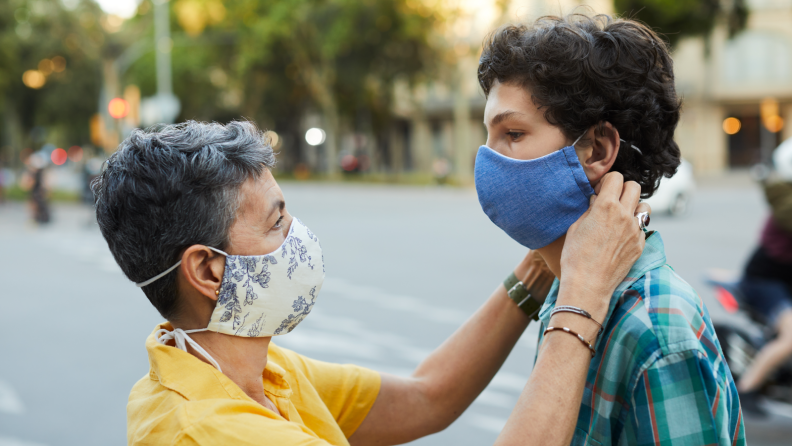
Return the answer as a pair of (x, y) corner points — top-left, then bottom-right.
(155, 328), (223, 373)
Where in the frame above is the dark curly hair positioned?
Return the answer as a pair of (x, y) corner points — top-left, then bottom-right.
(478, 13), (681, 197)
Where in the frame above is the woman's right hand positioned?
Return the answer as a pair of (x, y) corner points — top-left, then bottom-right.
(558, 172), (647, 321)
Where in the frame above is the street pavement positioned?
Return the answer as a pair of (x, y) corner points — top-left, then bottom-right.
(1, 178), (790, 446)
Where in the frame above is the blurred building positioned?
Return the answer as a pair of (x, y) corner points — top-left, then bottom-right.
(387, 0), (792, 183)
(389, 0), (614, 184)
(674, 0), (792, 173)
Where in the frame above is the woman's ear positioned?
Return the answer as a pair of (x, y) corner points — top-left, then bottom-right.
(576, 122), (620, 186)
(180, 246), (226, 301)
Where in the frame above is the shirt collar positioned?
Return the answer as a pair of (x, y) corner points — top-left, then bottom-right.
(538, 231), (667, 348)
(145, 322), (293, 402)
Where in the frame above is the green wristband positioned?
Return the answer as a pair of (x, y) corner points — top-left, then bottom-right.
(504, 272), (541, 321)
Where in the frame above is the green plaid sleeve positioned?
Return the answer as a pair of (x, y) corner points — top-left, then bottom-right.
(628, 350), (745, 446)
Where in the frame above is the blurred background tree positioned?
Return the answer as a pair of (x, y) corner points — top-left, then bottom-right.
(121, 0), (443, 174)
(1, 0), (753, 178)
(0, 0), (106, 168)
(614, 0), (749, 47)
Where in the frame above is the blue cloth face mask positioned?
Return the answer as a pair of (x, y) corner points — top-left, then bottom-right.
(474, 135), (594, 249)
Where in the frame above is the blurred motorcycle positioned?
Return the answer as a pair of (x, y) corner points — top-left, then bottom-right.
(707, 270), (792, 405)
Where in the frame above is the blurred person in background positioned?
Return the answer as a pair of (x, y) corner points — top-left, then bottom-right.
(475, 12), (743, 445)
(0, 160), (6, 204)
(19, 152), (51, 224)
(737, 137), (792, 416)
(92, 120), (650, 446)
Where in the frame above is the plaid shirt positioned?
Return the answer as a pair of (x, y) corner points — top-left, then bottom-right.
(537, 232), (745, 445)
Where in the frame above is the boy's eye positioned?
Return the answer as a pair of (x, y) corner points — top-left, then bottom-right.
(506, 131), (523, 141)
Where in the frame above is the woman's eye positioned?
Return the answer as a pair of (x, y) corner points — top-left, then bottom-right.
(506, 131), (523, 141)
(273, 216), (283, 229)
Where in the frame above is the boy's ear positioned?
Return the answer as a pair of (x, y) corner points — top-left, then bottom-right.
(576, 122), (620, 186)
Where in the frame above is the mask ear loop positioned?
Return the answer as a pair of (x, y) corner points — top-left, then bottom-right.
(571, 132), (586, 148)
(135, 247), (230, 288)
(570, 132), (643, 156)
(621, 139), (643, 155)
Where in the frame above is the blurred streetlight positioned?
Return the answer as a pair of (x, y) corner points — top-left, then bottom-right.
(38, 59), (54, 75)
(22, 70), (46, 89)
(52, 56), (66, 73)
(108, 98), (130, 119)
(305, 128), (326, 146)
(761, 97), (782, 133)
(67, 146), (84, 162)
(50, 148), (67, 166)
(723, 117), (741, 135)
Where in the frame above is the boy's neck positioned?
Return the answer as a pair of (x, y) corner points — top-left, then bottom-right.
(536, 234), (566, 280)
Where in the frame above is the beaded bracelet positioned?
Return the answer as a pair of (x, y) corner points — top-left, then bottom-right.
(543, 326), (596, 358)
(550, 305), (604, 337)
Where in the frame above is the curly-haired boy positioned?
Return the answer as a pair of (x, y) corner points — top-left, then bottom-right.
(474, 13), (745, 445)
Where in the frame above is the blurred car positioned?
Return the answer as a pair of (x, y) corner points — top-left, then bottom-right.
(774, 136), (792, 180)
(644, 159), (695, 216)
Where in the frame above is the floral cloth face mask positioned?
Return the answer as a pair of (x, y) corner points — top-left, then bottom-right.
(135, 218), (324, 372)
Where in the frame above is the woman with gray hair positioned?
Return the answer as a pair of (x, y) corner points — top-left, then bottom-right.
(93, 120), (649, 446)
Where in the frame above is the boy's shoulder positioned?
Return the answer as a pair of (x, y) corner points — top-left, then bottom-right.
(617, 264), (720, 360)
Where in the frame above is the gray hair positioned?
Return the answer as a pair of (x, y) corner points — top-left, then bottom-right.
(92, 120), (276, 320)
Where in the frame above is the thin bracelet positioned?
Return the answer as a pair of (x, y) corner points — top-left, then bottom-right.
(550, 305), (604, 337)
(543, 326), (596, 358)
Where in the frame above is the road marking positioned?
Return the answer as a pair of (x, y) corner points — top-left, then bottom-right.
(276, 309), (432, 364)
(764, 400), (792, 419)
(466, 413), (508, 433)
(489, 371), (529, 392)
(322, 277), (470, 325)
(0, 437), (46, 446)
(0, 380), (24, 415)
(473, 389), (516, 409)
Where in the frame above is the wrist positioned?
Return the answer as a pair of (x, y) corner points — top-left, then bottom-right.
(556, 279), (611, 323)
(548, 312), (601, 344)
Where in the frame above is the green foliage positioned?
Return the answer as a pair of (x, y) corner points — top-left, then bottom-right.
(122, 0), (442, 169)
(0, 0), (105, 162)
(1, 0), (443, 172)
(614, 0), (749, 47)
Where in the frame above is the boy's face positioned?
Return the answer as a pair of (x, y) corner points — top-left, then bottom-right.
(483, 80), (620, 188)
(484, 81), (573, 160)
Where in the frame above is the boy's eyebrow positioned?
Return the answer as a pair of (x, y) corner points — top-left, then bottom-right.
(487, 110), (525, 126)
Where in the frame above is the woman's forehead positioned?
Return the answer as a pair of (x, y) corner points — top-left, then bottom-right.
(237, 171), (284, 218)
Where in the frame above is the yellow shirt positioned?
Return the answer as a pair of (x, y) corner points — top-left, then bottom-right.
(127, 323), (381, 445)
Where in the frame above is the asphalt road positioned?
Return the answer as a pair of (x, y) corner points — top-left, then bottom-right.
(1, 178), (790, 446)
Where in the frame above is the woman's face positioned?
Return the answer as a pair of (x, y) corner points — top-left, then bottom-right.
(226, 169), (292, 256)
(483, 81), (573, 160)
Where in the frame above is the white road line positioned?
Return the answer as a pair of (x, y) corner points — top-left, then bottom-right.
(0, 436), (47, 446)
(322, 277), (470, 325)
(466, 413), (508, 433)
(764, 400), (792, 419)
(277, 309), (433, 364)
(0, 380), (24, 415)
(489, 371), (529, 392)
(473, 389), (516, 409)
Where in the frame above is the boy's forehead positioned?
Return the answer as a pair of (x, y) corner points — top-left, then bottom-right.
(484, 82), (540, 123)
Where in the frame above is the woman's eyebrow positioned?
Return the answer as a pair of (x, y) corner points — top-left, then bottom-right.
(266, 198), (285, 219)
(487, 110), (526, 126)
